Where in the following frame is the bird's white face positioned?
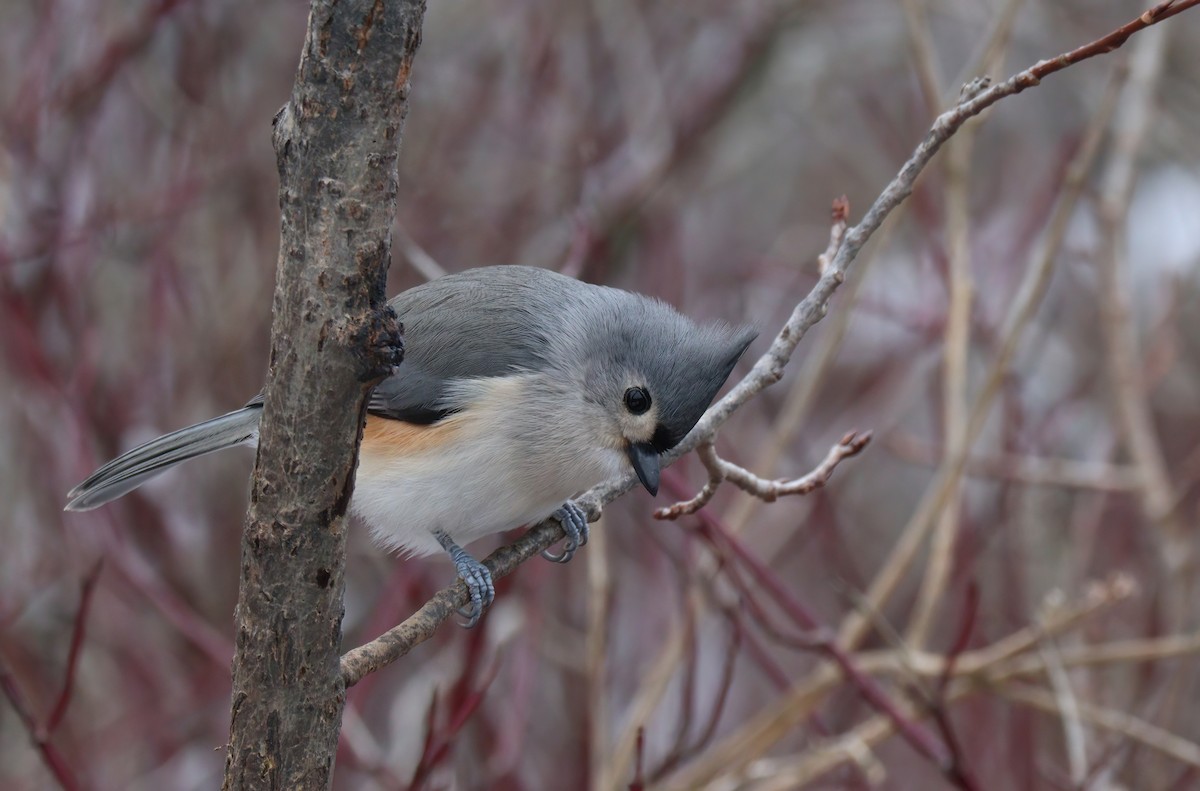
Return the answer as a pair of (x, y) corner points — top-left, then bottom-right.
(610, 375), (659, 447)
(571, 363), (669, 496)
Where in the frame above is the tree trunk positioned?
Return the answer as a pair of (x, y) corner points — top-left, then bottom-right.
(222, 2), (426, 789)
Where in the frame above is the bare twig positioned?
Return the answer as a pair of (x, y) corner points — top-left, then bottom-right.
(718, 0), (1020, 545)
(586, 516), (613, 791)
(717, 193), (863, 552)
(647, 621), (741, 782)
(44, 562), (102, 735)
(654, 430), (870, 519)
(395, 226), (447, 282)
(1097, 24), (1182, 567)
(927, 584), (982, 789)
(722, 206), (892, 544)
(816, 195), (850, 276)
(0, 660), (81, 791)
(0, 563), (101, 791)
(902, 0), (1014, 648)
(1040, 636), (1089, 785)
(629, 727), (646, 791)
(889, 434), (1144, 491)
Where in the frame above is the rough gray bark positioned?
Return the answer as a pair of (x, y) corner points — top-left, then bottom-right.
(222, 2), (426, 789)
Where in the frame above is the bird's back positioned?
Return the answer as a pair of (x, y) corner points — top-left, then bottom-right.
(372, 266), (624, 422)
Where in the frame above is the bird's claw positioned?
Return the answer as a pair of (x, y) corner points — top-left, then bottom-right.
(541, 501), (589, 564)
(435, 530), (494, 628)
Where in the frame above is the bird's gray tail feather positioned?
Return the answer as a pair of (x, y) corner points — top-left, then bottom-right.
(64, 406), (262, 511)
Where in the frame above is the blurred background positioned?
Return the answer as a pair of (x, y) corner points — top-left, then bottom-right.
(3, 0), (1200, 788)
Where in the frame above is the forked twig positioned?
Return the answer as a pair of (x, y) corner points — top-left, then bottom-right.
(654, 431), (871, 520)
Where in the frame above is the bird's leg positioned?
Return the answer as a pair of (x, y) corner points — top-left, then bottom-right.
(541, 500), (590, 564)
(434, 530), (494, 628)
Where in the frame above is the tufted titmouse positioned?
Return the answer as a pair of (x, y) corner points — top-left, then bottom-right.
(66, 265), (755, 624)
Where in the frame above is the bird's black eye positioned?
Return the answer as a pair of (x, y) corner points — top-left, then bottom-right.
(624, 386), (652, 415)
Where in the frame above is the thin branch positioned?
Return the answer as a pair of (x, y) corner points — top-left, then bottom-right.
(0, 660), (81, 791)
(889, 434), (1144, 491)
(1096, 22), (1183, 568)
(629, 726), (646, 791)
(395, 226), (447, 282)
(586, 514), (613, 791)
(816, 195), (851, 276)
(0, 564), (103, 790)
(1039, 638), (1089, 785)
(654, 431), (871, 519)
(904, 6), (1000, 647)
(721, 199), (888, 541)
(925, 584), (982, 791)
(44, 562), (102, 735)
(719, 0), (1022, 542)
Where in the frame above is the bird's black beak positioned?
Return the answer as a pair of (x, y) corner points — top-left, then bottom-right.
(626, 442), (660, 496)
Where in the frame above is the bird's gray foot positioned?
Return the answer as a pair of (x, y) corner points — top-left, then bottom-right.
(435, 530), (494, 628)
(541, 501), (590, 564)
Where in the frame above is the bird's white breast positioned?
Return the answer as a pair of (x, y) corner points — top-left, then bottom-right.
(351, 376), (624, 557)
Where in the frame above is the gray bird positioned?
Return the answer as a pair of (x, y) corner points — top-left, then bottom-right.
(66, 266), (755, 624)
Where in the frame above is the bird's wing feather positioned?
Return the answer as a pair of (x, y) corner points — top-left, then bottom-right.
(244, 267), (593, 423)
(371, 267), (579, 423)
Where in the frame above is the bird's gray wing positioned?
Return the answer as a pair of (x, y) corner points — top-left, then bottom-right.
(243, 267), (586, 423)
(370, 267), (579, 423)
